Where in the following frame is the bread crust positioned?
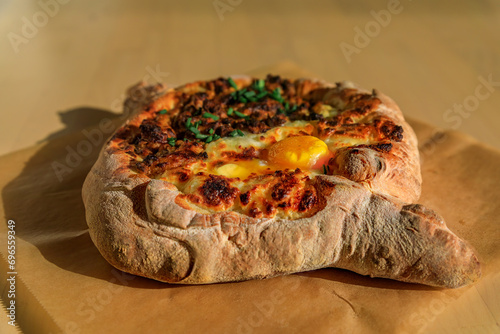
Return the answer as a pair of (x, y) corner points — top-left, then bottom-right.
(323, 82), (422, 204)
(82, 76), (480, 288)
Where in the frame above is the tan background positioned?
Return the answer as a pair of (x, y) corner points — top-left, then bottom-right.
(1, 0), (500, 156)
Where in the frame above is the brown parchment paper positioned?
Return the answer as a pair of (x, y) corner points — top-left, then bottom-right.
(1, 63), (499, 334)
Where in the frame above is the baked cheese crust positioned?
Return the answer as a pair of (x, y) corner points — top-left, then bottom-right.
(109, 75), (421, 219)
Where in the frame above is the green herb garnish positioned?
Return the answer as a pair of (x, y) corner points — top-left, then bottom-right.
(236, 88), (248, 103)
(159, 109), (168, 114)
(244, 91), (256, 98)
(209, 128), (214, 134)
(203, 112), (219, 121)
(270, 87), (284, 103)
(234, 110), (249, 119)
(256, 91), (267, 99)
(228, 77), (238, 90)
(278, 104), (298, 116)
(253, 79), (265, 92)
(227, 107), (234, 116)
(229, 130), (244, 137)
(168, 137), (176, 146)
(195, 133), (208, 140)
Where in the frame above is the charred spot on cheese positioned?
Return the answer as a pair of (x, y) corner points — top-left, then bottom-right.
(264, 200), (276, 216)
(139, 119), (174, 143)
(239, 192), (250, 206)
(271, 171), (299, 201)
(172, 169), (191, 182)
(199, 175), (239, 207)
(221, 147), (259, 160)
(249, 207), (263, 218)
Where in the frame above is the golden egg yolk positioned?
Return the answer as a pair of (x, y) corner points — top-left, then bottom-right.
(267, 135), (330, 170)
(215, 160), (273, 180)
(213, 136), (331, 180)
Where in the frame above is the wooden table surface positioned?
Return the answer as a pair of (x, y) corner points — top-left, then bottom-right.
(0, 1), (499, 333)
(1, 0), (500, 156)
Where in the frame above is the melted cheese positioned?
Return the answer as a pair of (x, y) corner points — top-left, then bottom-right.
(195, 121), (373, 182)
(317, 104), (339, 118)
(159, 120), (375, 217)
(324, 136), (371, 149)
(160, 120), (372, 190)
(205, 121), (314, 155)
(215, 160), (273, 180)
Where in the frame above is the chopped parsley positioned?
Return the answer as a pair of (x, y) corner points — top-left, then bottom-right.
(195, 133), (208, 140)
(159, 109), (168, 114)
(256, 91), (267, 99)
(253, 79), (265, 92)
(181, 77), (298, 145)
(278, 103), (298, 116)
(234, 110), (249, 119)
(185, 116), (220, 144)
(244, 91), (256, 99)
(229, 79), (270, 104)
(229, 129), (244, 137)
(203, 112), (219, 121)
(228, 77), (238, 90)
(269, 87), (284, 103)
